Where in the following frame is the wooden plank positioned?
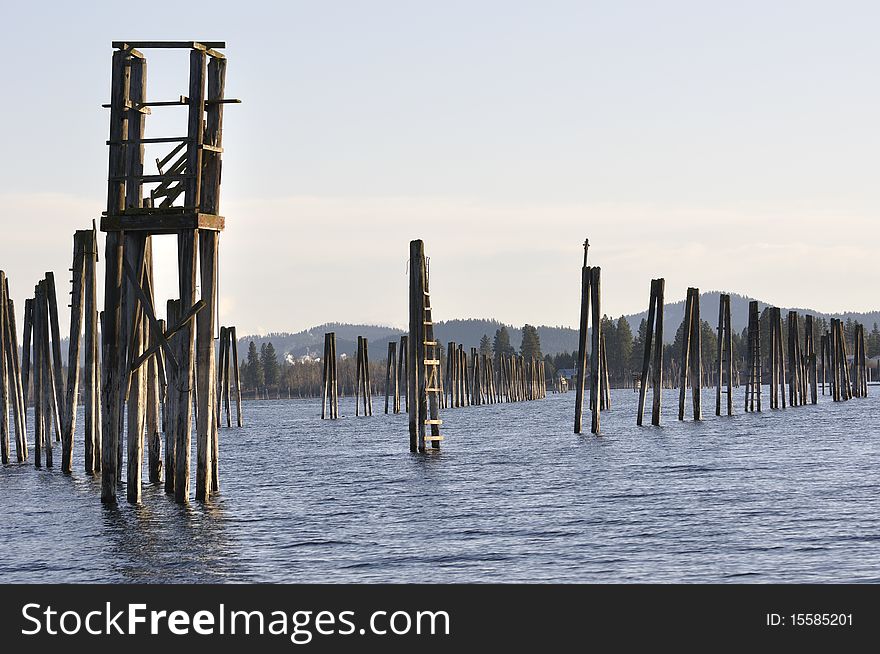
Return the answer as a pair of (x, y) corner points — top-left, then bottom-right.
(107, 136), (189, 145)
(101, 213), (224, 233)
(112, 41), (226, 50)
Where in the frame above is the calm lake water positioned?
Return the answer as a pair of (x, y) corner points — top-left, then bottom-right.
(1, 388), (878, 583)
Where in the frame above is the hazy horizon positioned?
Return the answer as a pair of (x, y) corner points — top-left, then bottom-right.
(1, 1), (877, 337)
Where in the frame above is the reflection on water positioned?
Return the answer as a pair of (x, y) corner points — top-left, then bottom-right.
(2, 389), (880, 583)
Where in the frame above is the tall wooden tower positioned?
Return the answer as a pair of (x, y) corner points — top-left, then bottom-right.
(100, 41), (236, 504)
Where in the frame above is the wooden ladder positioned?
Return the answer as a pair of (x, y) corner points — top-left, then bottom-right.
(421, 289), (443, 449)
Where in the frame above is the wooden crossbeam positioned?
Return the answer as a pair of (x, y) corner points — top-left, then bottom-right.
(112, 41), (226, 50)
(130, 300), (205, 373)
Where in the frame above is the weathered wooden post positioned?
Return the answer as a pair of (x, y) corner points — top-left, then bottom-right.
(0, 273), (8, 465)
(3, 283), (27, 461)
(165, 300), (179, 494)
(83, 227), (98, 473)
(589, 267), (603, 434)
(146, 320), (163, 483)
(62, 232), (88, 473)
(384, 341), (397, 414)
(44, 272), (65, 441)
(787, 311), (801, 407)
(804, 315), (818, 404)
(678, 288), (701, 420)
(33, 284), (45, 467)
(322, 332), (332, 419)
(21, 299), (33, 420)
(774, 308), (786, 408)
(637, 280), (660, 426)
(600, 336), (611, 410)
(715, 293), (733, 416)
(408, 239), (442, 451)
(229, 326), (243, 426)
(574, 240), (591, 434)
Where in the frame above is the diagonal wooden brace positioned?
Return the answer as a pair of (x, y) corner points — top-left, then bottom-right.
(122, 256), (181, 373)
(130, 300), (205, 373)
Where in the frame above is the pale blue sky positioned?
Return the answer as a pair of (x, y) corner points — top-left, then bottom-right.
(0, 1), (876, 335)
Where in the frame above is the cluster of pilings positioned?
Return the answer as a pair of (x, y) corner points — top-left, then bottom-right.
(321, 333), (550, 420)
(494, 354), (547, 404)
(567, 229), (871, 435)
(573, 240), (608, 434)
(0, 272), (28, 464)
(217, 326), (244, 428)
(822, 318), (861, 401)
(354, 336), (373, 416)
(630, 284), (867, 431)
(441, 346), (547, 407)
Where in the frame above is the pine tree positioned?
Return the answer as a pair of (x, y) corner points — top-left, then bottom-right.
(479, 334), (492, 358)
(868, 322), (880, 358)
(630, 318), (647, 372)
(493, 326), (514, 365)
(262, 342), (280, 387)
(244, 341), (264, 389)
(615, 316), (633, 378)
(520, 324), (542, 360)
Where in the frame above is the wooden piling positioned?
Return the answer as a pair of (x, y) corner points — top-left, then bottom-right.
(174, 230), (198, 504)
(0, 272), (8, 465)
(164, 300), (179, 494)
(321, 332), (331, 419)
(573, 241), (591, 434)
(146, 327), (162, 484)
(678, 289), (695, 421)
(22, 299), (33, 420)
(715, 293), (733, 416)
(5, 292), (27, 461)
(83, 228), (98, 473)
(62, 232), (88, 473)
(384, 341), (397, 414)
(637, 280), (657, 426)
(44, 272), (65, 441)
(33, 285), (45, 468)
(589, 267), (602, 434)
(229, 326), (243, 426)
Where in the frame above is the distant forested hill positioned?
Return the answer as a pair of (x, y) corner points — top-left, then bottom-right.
(235, 294), (880, 360)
